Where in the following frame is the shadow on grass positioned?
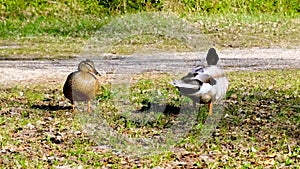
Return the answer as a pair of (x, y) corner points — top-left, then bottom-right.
(31, 104), (71, 111)
(135, 101), (181, 116)
(108, 102), (182, 129)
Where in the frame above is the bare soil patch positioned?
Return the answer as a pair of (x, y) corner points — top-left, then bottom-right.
(0, 47), (299, 87)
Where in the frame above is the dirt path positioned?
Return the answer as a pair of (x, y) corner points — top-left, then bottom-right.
(0, 48), (299, 87)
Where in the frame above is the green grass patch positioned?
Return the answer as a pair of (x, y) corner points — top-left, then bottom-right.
(1, 0), (300, 58)
(1, 12), (299, 58)
(196, 13), (300, 49)
(0, 36), (85, 59)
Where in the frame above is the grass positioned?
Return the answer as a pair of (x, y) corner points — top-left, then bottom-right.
(0, 1), (299, 167)
(1, 12), (300, 59)
(1, 1), (299, 59)
(0, 69), (299, 168)
(0, 36), (85, 60)
(197, 13), (300, 49)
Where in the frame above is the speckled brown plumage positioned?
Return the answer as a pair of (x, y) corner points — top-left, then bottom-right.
(63, 60), (100, 112)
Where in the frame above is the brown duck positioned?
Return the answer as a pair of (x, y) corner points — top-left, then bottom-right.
(63, 60), (100, 112)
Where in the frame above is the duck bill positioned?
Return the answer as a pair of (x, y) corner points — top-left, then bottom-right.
(94, 70), (101, 76)
(90, 68), (101, 76)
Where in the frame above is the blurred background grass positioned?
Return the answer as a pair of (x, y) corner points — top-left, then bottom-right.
(1, 0), (299, 37)
(0, 0), (299, 58)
